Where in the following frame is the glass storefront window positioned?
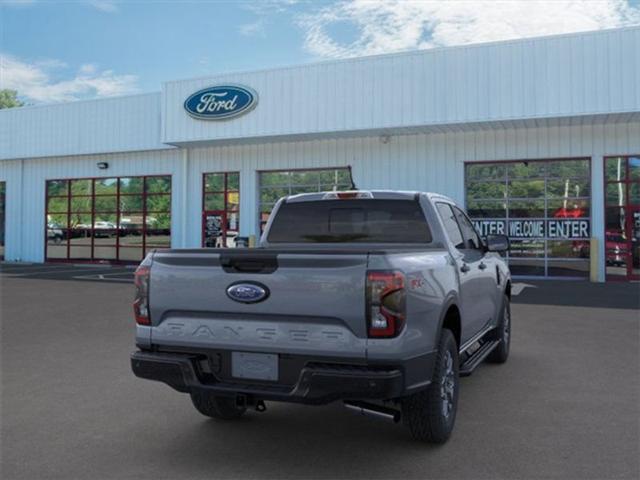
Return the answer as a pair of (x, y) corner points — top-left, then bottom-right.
(508, 179), (546, 198)
(145, 176), (171, 194)
(508, 259), (545, 276)
(258, 168), (352, 231)
(202, 172), (240, 248)
(47, 197), (68, 213)
(548, 198), (590, 218)
(145, 194), (171, 213)
(509, 240), (546, 258)
(547, 179), (590, 198)
(507, 162), (545, 178)
(94, 196), (118, 212)
(70, 197), (92, 213)
(466, 164), (506, 180)
(508, 199), (545, 218)
(45, 175), (171, 262)
(70, 179), (92, 196)
(204, 193), (225, 211)
(119, 177), (144, 194)
(466, 199), (507, 218)
(604, 155), (640, 280)
(547, 159), (590, 178)
(466, 181), (506, 200)
(630, 184), (640, 205)
(94, 178), (118, 195)
(47, 180), (68, 196)
(606, 183), (626, 206)
(605, 157), (626, 181)
(630, 157), (640, 180)
(120, 195), (144, 213)
(465, 158), (591, 277)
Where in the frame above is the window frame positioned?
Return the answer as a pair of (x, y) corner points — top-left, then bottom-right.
(435, 202), (465, 250)
(451, 205), (484, 251)
(201, 171), (240, 248)
(464, 157), (592, 278)
(257, 167), (353, 231)
(603, 155), (640, 281)
(44, 175), (172, 263)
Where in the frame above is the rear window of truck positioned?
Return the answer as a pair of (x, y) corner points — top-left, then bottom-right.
(267, 199), (432, 243)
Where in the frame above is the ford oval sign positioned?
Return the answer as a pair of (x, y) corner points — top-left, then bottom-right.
(184, 85), (257, 120)
(226, 282), (269, 304)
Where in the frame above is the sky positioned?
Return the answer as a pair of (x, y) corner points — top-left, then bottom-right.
(1, 0), (640, 105)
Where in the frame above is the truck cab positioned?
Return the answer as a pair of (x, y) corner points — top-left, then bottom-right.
(131, 191), (511, 443)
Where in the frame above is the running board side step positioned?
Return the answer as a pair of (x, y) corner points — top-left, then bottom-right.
(459, 340), (500, 377)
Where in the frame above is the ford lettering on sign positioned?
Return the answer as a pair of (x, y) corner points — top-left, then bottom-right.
(226, 282), (269, 304)
(184, 85), (258, 120)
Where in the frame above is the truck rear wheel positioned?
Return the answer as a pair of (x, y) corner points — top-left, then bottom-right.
(487, 295), (510, 364)
(402, 328), (459, 443)
(190, 391), (247, 420)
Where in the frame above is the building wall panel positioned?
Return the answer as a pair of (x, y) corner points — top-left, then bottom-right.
(0, 93), (170, 161)
(1, 121), (638, 281)
(1, 149), (182, 262)
(163, 28), (640, 145)
(0, 160), (23, 260)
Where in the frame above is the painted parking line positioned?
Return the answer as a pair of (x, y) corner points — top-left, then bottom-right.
(73, 276), (133, 283)
(72, 272), (134, 283)
(511, 282), (538, 296)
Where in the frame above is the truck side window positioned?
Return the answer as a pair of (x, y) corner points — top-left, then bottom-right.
(436, 203), (465, 249)
(452, 206), (482, 250)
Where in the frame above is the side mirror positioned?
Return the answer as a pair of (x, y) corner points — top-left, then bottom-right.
(486, 234), (510, 253)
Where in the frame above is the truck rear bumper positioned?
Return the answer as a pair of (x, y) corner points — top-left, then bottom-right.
(131, 350), (411, 404)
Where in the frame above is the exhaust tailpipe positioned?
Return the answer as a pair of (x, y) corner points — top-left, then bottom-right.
(344, 401), (401, 423)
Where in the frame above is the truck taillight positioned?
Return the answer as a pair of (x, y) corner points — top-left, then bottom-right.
(133, 265), (151, 325)
(366, 271), (406, 338)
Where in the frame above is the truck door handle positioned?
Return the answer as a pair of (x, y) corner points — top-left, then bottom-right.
(460, 263), (470, 273)
(478, 262), (487, 270)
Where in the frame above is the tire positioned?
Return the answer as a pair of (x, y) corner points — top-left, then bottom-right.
(190, 391), (247, 420)
(487, 295), (511, 364)
(402, 329), (459, 443)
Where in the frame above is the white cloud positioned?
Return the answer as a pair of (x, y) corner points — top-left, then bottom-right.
(239, 18), (266, 37)
(34, 58), (68, 69)
(78, 63), (98, 75)
(0, 53), (138, 103)
(86, 0), (119, 13)
(299, 0), (640, 58)
(243, 0), (299, 15)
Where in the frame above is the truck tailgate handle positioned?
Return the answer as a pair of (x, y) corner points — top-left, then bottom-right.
(220, 254), (278, 274)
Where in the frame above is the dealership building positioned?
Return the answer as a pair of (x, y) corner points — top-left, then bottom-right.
(1, 27), (639, 281)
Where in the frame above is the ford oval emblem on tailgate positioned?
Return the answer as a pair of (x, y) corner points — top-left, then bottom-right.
(226, 282), (269, 303)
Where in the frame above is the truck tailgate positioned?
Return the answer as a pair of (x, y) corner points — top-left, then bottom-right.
(148, 249), (369, 358)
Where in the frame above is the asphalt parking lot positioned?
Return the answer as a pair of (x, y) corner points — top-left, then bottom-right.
(1, 263), (639, 480)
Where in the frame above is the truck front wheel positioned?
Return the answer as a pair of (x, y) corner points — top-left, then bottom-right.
(487, 294), (510, 364)
(402, 328), (459, 443)
(190, 391), (247, 420)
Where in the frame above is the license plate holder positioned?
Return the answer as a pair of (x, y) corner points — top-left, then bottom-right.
(231, 352), (279, 381)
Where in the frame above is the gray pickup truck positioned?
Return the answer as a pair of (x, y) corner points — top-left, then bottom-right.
(131, 191), (511, 443)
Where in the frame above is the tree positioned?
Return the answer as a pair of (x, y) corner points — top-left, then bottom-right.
(0, 89), (24, 109)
